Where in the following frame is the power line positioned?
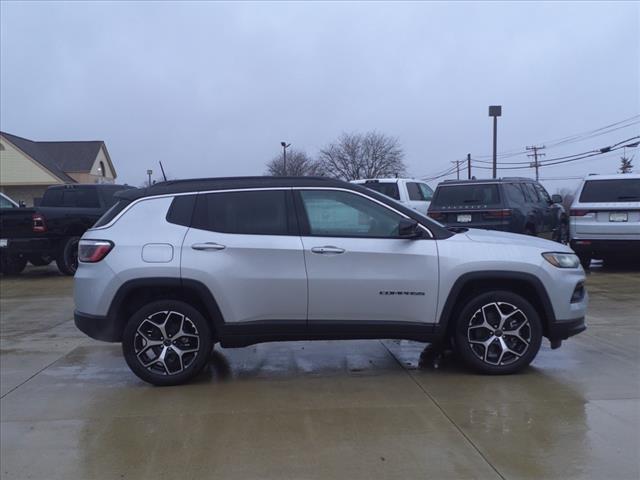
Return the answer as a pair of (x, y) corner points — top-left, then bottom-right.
(526, 145), (545, 180)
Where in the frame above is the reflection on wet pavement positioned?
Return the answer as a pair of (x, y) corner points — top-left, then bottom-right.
(1, 264), (639, 479)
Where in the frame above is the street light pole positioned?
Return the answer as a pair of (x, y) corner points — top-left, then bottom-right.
(146, 169), (153, 187)
(489, 105), (502, 179)
(280, 141), (291, 175)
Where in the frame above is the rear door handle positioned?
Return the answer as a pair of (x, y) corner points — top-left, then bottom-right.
(191, 242), (226, 251)
(311, 246), (345, 254)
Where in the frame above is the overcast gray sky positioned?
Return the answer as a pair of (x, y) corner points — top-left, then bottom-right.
(1, 1), (638, 192)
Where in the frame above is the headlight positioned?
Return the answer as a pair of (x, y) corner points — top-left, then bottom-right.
(542, 252), (580, 268)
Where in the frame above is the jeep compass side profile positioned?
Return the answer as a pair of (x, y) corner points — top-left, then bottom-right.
(74, 177), (587, 385)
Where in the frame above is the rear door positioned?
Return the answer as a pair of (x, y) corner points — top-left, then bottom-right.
(181, 189), (308, 324)
(295, 188), (439, 324)
(572, 178), (640, 239)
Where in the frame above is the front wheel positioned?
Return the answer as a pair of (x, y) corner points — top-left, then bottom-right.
(122, 300), (213, 386)
(454, 291), (542, 374)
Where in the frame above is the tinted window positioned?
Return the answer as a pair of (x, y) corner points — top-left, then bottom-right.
(360, 182), (400, 200)
(93, 199), (131, 228)
(418, 183), (433, 201)
(522, 183), (539, 203)
(504, 183), (526, 205)
(300, 190), (404, 237)
(579, 179), (640, 202)
(534, 183), (551, 203)
(431, 184), (501, 207)
(193, 190), (289, 235)
(407, 182), (424, 201)
(41, 188), (100, 208)
(166, 195), (196, 227)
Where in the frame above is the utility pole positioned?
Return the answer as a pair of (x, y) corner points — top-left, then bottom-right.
(526, 145), (546, 181)
(467, 153), (471, 179)
(451, 160), (460, 180)
(280, 141), (291, 175)
(489, 106), (502, 179)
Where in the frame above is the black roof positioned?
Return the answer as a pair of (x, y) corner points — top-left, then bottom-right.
(441, 177), (538, 185)
(116, 176), (349, 200)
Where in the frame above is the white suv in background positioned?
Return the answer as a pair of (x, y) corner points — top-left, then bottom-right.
(351, 178), (433, 215)
(74, 177), (587, 385)
(569, 173), (640, 268)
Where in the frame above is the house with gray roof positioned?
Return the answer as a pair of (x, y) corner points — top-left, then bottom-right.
(0, 131), (117, 206)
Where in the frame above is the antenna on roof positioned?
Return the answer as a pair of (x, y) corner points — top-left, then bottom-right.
(159, 161), (167, 181)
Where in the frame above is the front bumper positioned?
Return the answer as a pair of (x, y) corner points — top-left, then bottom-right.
(547, 316), (586, 343)
(74, 310), (121, 342)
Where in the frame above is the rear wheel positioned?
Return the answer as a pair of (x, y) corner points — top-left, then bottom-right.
(122, 300), (213, 386)
(0, 254), (27, 275)
(56, 237), (80, 275)
(454, 291), (542, 374)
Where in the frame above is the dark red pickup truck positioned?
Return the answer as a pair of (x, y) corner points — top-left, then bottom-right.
(0, 184), (131, 275)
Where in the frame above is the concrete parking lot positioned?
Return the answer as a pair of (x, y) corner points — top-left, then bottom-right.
(1, 265), (639, 480)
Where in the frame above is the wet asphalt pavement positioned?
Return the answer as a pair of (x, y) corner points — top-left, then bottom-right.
(0, 264), (639, 479)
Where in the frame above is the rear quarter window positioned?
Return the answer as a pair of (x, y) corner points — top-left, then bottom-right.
(93, 199), (131, 228)
(579, 179), (640, 202)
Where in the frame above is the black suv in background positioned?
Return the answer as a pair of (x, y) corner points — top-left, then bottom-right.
(427, 178), (568, 242)
(0, 184), (131, 275)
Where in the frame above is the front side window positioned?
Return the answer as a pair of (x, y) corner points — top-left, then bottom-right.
(192, 190), (289, 235)
(418, 183), (433, 201)
(407, 182), (424, 201)
(504, 184), (526, 205)
(522, 183), (539, 203)
(300, 190), (404, 238)
(534, 183), (551, 203)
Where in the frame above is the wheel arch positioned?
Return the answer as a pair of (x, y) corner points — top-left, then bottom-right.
(107, 277), (224, 342)
(439, 271), (556, 339)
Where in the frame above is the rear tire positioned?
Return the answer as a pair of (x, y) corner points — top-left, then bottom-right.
(122, 300), (213, 386)
(454, 290), (542, 375)
(56, 237), (80, 275)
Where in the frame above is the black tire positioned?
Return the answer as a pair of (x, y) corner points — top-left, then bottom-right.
(454, 290), (542, 375)
(578, 254), (591, 270)
(0, 254), (27, 275)
(56, 237), (80, 275)
(122, 300), (213, 386)
(28, 255), (52, 266)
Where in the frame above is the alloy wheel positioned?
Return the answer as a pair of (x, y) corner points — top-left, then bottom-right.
(134, 310), (200, 376)
(466, 302), (532, 366)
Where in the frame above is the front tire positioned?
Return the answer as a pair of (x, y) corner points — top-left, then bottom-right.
(0, 254), (27, 275)
(454, 291), (542, 374)
(122, 300), (213, 386)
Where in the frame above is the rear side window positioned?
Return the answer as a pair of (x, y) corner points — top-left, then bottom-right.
(431, 184), (501, 208)
(166, 195), (196, 227)
(361, 182), (400, 200)
(41, 188), (100, 208)
(504, 183), (526, 205)
(93, 199), (131, 228)
(192, 190), (290, 235)
(579, 179), (640, 202)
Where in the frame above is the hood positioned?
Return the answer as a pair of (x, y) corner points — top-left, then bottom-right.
(463, 228), (571, 251)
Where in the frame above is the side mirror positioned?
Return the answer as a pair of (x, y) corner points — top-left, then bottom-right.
(398, 218), (421, 238)
(551, 194), (562, 204)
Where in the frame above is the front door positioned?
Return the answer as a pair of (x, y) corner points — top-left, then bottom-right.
(295, 188), (439, 324)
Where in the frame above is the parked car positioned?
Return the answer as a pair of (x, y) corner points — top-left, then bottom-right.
(351, 178), (433, 215)
(0, 183), (131, 275)
(0, 192), (20, 209)
(74, 176), (587, 386)
(427, 177), (568, 242)
(569, 173), (640, 269)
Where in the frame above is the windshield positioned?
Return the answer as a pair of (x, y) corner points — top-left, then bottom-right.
(579, 179), (640, 202)
(431, 184), (501, 208)
(360, 182), (400, 200)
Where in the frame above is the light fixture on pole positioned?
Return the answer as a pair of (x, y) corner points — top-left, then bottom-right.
(488, 105), (502, 179)
(281, 141), (291, 175)
(146, 169), (153, 187)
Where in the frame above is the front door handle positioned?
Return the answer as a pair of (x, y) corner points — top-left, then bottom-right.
(191, 242), (226, 251)
(311, 246), (345, 255)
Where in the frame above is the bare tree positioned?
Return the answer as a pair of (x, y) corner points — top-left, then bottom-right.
(318, 131), (406, 181)
(265, 149), (324, 176)
(619, 155), (634, 173)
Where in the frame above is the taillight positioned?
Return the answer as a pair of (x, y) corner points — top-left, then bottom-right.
(482, 209), (512, 220)
(32, 213), (47, 233)
(428, 212), (445, 221)
(570, 209), (592, 217)
(78, 240), (114, 263)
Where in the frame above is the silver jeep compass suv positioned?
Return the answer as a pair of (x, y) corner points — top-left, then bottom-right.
(74, 177), (587, 385)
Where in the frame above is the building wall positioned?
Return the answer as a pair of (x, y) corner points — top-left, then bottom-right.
(0, 137), (63, 185)
(0, 185), (48, 206)
(67, 147), (116, 184)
